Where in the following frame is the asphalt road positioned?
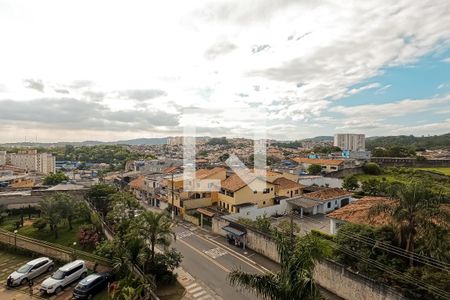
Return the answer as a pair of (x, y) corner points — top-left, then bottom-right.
(172, 223), (267, 300)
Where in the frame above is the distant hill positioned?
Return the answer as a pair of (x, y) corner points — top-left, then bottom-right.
(366, 133), (450, 150)
(113, 138), (168, 145)
(300, 136), (334, 142)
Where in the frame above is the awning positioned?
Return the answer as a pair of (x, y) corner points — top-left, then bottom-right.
(222, 226), (246, 237)
(287, 197), (319, 208)
(197, 208), (215, 217)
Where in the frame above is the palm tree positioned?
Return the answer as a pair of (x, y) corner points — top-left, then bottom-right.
(131, 211), (175, 264)
(369, 181), (450, 265)
(56, 193), (76, 230)
(228, 233), (328, 300)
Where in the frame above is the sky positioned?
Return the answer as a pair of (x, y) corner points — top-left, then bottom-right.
(0, 0), (449, 142)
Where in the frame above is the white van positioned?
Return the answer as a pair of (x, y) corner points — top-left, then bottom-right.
(40, 260), (87, 294)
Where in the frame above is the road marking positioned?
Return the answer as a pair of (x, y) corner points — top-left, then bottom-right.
(193, 290), (206, 297)
(177, 230), (194, 239)
(203, 247), (228, 259)
(186, 282), (198, 289)
(194, 232), (272, 274)
(189, 286), (202, 293)
(177, 239), (230, 273)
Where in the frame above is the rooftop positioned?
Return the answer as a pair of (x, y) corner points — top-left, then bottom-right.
(273, 177), (302, 190)
(327, 196), (393, 226)
(303, 188), (352, 201)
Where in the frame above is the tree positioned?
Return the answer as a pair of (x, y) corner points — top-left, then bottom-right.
(342, 175), (359, 191)
(39, 196), (63, 239)
(307, 164), (322, 175)
(228, 233), (328, 300)
(43, 171), (69, 186)
(131, 211), (175, 264)
(369, 182), (450, 265)
(86, 184), (117, 217)
(362, 163), (382, 175)
(56, 193), (76, 230)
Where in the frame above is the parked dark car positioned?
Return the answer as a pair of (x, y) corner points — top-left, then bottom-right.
(73, 272), (114, 299)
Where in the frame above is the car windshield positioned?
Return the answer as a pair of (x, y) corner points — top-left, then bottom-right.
(51, 270), (65, 280)
(17, 264), (33, 273)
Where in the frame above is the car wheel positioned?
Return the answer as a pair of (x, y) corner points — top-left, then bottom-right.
(47, 265), (54, 272)
(20, 278), (28, 285)
(55, 286), (62, 294)
(80, 272), (87, 279)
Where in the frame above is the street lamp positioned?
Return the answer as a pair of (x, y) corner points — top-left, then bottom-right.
(72, 242), (77, 259)
(13, 230), (18, 247)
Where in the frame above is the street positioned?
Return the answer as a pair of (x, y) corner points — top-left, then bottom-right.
(172, 222), (275, 300)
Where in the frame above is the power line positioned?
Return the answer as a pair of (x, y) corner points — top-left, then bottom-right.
(336, 230), (450, 271)
(331, 243), (450, 300)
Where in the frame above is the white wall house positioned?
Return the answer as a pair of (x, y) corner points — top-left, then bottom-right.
(287, 188), (353, 218)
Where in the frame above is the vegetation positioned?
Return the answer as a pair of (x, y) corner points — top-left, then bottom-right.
(307, 164), (322, 175)
(371, 146), (416, 157)
(342, 175), (359, 191)
(43, 171), (70, 185)
(366, 133), (450, 151)
(368, 182), (450, 264)
(228, 232), (329, 300)
(362, 162), (382, 175)
(273, 140), (303, 149)
(207, 137), (228, 145)
(238, 215), (272, 233)
(312, 145), (341, 154)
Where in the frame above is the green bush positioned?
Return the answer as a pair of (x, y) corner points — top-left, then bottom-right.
(363, 162), (382, 175)
(32, 218), (47, 231)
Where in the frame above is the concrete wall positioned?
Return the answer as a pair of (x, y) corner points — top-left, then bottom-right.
(314, 260), (405, 300)
(299, 176), (343, 188)
(324, 167), (364, 178)
(0, 189), (88, 209)
(212, 217), (406, 300)
(232, 199), (289, 220)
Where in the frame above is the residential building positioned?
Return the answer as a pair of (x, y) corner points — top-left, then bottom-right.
(8, 150), (56, 174)
(292, 157), (345, 173)
(167, 136), (184, 146)
(164, 167), (227, 216)
(334, 133), (365, 151)
(287, 188), (353, 217)
(0, 151), (6, 166)
(218, 172), (276, 213)
(273, 177), (303, 198)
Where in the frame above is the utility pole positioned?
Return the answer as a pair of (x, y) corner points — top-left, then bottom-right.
(171, 172), (175, 220)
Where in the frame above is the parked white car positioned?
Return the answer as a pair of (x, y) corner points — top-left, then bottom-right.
(40, 260), (87, 294)
(6, 257), (54, 287)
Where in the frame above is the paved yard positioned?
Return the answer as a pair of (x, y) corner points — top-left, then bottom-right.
(0, 250), (105, 300)
(272, 214), (331, 235)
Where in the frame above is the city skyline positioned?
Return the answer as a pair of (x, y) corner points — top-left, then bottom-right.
(0, 0), (449, 143)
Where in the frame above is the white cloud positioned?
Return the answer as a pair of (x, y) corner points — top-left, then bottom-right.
(0, 0), (449, 141)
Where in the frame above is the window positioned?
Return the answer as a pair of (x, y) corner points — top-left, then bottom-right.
(263, 188), (270, 194)
(327, 202), (331, 208)
(270, 187), (273, 191)
(295, 189), (299, 195)
(263, 201), (266, 205)
(253, 190), (257, 194)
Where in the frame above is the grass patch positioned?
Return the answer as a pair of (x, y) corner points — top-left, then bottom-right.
(2, 217), (99, 252)
(414, 167), (450, 176)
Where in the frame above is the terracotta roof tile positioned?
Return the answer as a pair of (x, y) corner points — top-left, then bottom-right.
(304, 188), (352, 201)
(273, 177), (301, 190)
(327, 196), (394, 226)
(129, 176), (145, 190)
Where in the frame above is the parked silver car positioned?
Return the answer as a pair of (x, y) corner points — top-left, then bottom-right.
(7, 257), (54, 287)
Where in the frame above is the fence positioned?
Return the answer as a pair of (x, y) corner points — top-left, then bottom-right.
(0, 228), (112, 272)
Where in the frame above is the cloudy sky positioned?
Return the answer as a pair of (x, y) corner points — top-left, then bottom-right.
(0, 0), (449, 142)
